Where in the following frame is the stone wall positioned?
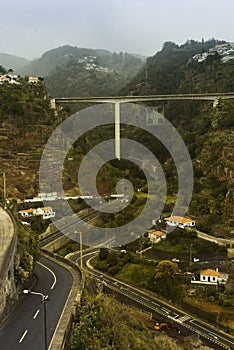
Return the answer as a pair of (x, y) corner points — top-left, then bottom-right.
(0, 207), (17, 319)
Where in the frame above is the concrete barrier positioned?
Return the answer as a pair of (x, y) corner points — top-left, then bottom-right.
(0, 206), (17, 320)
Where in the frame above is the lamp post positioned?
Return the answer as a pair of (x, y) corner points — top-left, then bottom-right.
(23, 289), (48, 350)
(74, 231), (83, 269)
(189, 243), (193, 264)
(2, 172), (6, 208)
(79, 231), (83, 270)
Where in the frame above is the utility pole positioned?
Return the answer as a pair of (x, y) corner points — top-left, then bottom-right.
(115, 102), (121, 160)
(80, 231), (83, 269)
(2, 172), (6, 208)
(75, 231), (83, 269)
(189, 243), (193, 264)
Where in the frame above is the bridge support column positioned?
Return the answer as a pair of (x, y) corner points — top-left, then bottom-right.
(50, 98), (56, 109)
(213, 98), (220, 108)
(115, 102), (121, 160)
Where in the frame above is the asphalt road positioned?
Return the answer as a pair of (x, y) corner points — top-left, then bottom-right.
(0, 256), (73, 350)
(77, 250), (234, 350)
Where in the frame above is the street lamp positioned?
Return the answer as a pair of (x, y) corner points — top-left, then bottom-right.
(189, 243), (193, 264)
(1, 172), (6, 208)
(74, 231), (83, 269)
(23, 289), (48, 350)
(79, 231), (83, 270)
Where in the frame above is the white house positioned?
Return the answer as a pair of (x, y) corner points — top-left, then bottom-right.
(148, 230), (166, 243)
(34, 206), (55, 219)
(192, 268), (229, 286)
(164, 216), (195, 228)
(0, 74), (20, 84)
(18, 208), (35, 217)
(28, 76), (39, 83)
(19, 206), (55, 220)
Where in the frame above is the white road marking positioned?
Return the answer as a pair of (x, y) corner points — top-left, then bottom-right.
(152, 302), (159, 306)
(161, 307), (169, 314)
(33, 309), (40, 319)
(177, 315), (191, 322)
(131, 291), (138, 296)
(37, 261), (57, 289)
(207, 331), (218, 339)
(19, 330), (28, 343)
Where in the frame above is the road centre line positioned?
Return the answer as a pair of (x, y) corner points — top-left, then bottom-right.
(37, 261), (57, 289)
(19, 330), (28, 343)
(130, 291), (138, 295)
(33, 309), (40, 319)
(190, 320), (230, 343)
(90, 267), (231, 349)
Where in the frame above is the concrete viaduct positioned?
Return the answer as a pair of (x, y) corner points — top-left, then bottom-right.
(51, 92), (234, 159)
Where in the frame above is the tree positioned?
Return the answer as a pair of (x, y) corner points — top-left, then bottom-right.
(0, 65), (6, 74)
(99, 247), (108, 260)
(152, 260), (184, 303)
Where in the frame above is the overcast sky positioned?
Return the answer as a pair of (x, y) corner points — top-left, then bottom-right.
(1, 0), (234, 59)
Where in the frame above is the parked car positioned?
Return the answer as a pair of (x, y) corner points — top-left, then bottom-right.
(193, 257), (200, 262)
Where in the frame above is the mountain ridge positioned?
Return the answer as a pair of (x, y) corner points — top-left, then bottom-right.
(0, 38), (233, 236)
(0, 53), (30, 72)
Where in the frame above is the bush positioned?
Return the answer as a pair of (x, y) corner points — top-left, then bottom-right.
(99, 247), (109, 260)
(208, 295), (216, 302)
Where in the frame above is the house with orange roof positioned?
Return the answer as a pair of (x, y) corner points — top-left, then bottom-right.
(18, 208), (35, 218)
(192, 268), (229, 286)
(34, 206), (55, 219)
(19, 206), (55, 220)
(28, 76), (39, 83)
(164, 216), (195, 228)
(148, 230), (166, 243)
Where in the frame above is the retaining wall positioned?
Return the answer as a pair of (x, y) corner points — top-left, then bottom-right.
(0, 207), (17, 319)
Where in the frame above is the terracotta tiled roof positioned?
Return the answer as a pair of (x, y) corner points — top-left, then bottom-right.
(200, 269), (220, 277)
(19, 208), (34, 213)
(164, 216), (195, 223)
(149, 231), (165, 237)
(39, 206), (52, 211)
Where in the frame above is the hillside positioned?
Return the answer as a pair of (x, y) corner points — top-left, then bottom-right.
(0, 79), (64, 198)
(70, 276), (182, 350)
(0, 39), (233, 237)
(18, 45), (145, 97)
(121, 39), (234, 236)
(0, 80), (145, 200)
(0, 53), (30, 72)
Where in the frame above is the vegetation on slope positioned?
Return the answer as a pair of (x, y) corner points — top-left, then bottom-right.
(0, 79), (66, 198)
(121, 39), (234, 236)
(18, 45), (144, 97)
(13, 213), (41, 284)
(69, 276), (180, 350)
(1, 38), (233, 237)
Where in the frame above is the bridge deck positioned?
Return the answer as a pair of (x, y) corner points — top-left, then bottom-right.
(54, 92), (234, 104)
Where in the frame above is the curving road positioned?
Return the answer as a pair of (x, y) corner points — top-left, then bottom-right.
(0, 256), (73, 350)
(75, 250), (234, 350)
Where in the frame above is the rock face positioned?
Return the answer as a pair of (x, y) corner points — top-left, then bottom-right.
(0, 208), (17, 319)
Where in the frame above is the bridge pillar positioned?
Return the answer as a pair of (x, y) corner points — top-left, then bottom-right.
(115, 102), (121, 160)
(213, 98), (220, 108)
(50, 98), (56, 109)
